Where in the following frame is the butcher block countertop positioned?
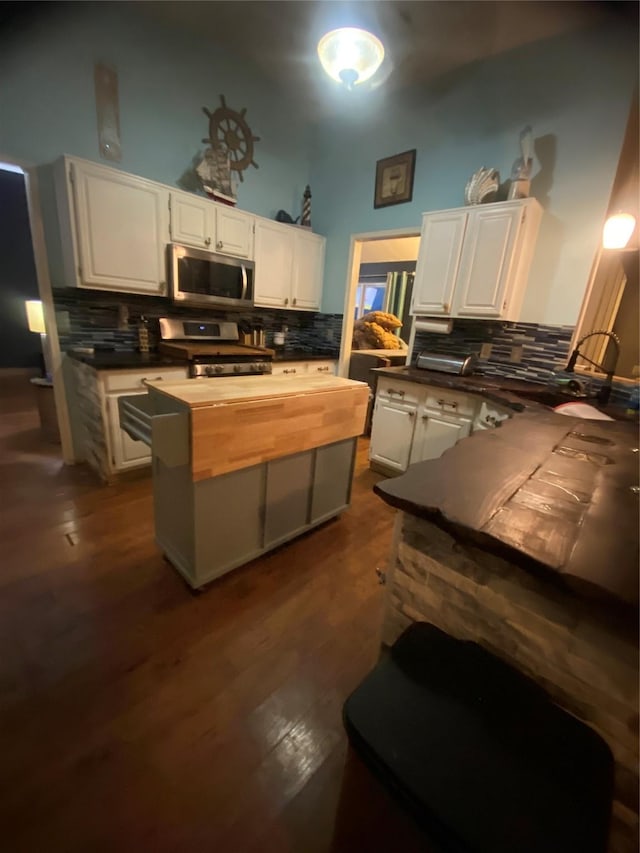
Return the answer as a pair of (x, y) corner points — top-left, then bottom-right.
(146, 374), (369, 481)
(145, 374), (365, 408)
(375, 408), (639, 615)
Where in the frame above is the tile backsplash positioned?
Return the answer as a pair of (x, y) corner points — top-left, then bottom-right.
(411, 318), (632, 405)
(53, 289), (342, 356)
(412, 319), (574, 383)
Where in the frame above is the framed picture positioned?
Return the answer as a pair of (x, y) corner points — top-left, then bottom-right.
(374, 149), (416, 209)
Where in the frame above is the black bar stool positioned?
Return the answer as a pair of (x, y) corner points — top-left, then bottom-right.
(334, 622), (613, 853)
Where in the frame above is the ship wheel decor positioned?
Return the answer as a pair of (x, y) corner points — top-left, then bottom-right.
(202, 95), (260, 183)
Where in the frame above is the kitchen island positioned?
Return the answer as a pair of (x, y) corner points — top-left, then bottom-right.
(121, 374), (368, 589)
(374, 409), (639, 852)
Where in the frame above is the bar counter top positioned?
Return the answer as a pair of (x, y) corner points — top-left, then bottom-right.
(374, 407), (639, 614)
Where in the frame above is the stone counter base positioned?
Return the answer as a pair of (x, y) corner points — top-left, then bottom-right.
(382, 512), (639, 853)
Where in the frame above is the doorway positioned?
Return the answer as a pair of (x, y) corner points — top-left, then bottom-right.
(338, 229), (421, 377)
(0, 156), (72, 460)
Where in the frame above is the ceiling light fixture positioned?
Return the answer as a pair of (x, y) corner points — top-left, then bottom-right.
(602, 212), (636, 249)
(317, 27), (384, 89)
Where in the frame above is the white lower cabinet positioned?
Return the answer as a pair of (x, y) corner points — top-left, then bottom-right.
(410, 408), (471, 464)
(369, 375), (506, 475)
(369, 399), (417, 473)
(106, 393), (152, 469)
(271, 360), (337, 377)
(71, 361), (188, 481)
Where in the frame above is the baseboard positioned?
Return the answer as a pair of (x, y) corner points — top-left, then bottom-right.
(0, 367), (40, 378)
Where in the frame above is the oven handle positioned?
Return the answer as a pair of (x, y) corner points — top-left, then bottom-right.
(241, 265), (248, 302)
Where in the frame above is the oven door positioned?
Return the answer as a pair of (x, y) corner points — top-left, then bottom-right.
(170, 244), (254, 309)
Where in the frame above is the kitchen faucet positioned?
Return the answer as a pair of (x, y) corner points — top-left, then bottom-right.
(565, 329), (620, 404)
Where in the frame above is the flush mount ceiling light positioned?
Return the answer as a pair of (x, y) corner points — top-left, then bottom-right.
(317, 27), (384, 89)
(602, 212), (636, 249)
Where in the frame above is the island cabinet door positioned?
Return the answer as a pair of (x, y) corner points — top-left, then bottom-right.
(369, 400), (416, 472)
(410, 408), (472, 465)
(264, 451), (314, 549)
(310, 439), (356, 524)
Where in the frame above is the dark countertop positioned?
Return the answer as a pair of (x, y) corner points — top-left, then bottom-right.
(68, 349), (340, 369)
(67, 350), (184, 370)
(374, 408), (639, 615)
(272, 349), (339, 362)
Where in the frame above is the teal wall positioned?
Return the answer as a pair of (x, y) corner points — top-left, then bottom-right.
(1, 8), (636, 328)
(311, 24), (638, 325)
(0, 4), (310, 221)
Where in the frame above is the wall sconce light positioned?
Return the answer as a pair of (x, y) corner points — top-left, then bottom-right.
(602, 212), (636, 249)
(25, 299), (52, 379)
(26, 299), (46, 334)
(317, 27), (384, 89)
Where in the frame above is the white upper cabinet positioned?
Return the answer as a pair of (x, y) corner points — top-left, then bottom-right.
(254, 219), (294, 308)
(216, 206), (254, 258)
(411, 211), (466, 315)
(291, 230), (324, 310)
(254, 221), (325, 311)
(60, 158), (168, 296)
(411, 198), (542, 321)
(169, 192), (215, 250)
(169, 194), (254, 259)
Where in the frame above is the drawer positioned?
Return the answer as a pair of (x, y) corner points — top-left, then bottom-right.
(117, 394), (154, 446)
(271, 362), (306, 376)
(102, 367), (188, 393)
(424, 387), (478, 418)
(307, 360), (337, 375)
(376, 377), (424, 406)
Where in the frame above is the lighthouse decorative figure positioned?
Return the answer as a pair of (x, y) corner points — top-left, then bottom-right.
(301, 185), (312, 229)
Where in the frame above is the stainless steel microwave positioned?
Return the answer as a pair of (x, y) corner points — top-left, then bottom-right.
(169, 243), (254, 309)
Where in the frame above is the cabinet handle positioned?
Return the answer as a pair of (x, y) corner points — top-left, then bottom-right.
(205, 237), (211, 247)
(317, 366), (330, 372)
(216, 240), (223, 250)
(284, 298), (289, 306)
(142, 376), (163, 385)
(443, 302), (450, 312)
(408, 411), (415, 418)
(292, 297), (297, 306)
(437, 398), (458, 409)
(283, 368), (297, 375)
(387, 388), (405, 397)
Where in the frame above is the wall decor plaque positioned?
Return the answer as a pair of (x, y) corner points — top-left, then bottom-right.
(374, 149), (416, 209)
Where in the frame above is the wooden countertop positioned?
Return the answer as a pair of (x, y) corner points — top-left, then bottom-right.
(146, 374), (366, 409)
(147, 374), (369, 481)
(375, 409), (639, 614)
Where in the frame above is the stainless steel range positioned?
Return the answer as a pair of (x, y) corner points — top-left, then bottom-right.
(158, 318), (272, 379)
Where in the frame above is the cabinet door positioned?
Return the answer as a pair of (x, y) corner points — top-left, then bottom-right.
(291, 231), (324, 310)
(454, 205), (523, 317)
(264, 451), (314, 548)
(410, 409), (471, 464)
(411, 211), (467, 315)
(70, 161), (167, 295)
(369, 400), (416, 472)
(216, 207), (254, 259)
(106, 394), (151, 470)
(253, 220), (294, 308)
(170, 192), (215, 249)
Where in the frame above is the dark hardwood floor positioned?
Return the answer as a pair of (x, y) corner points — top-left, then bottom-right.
(0, 375), (396, 852)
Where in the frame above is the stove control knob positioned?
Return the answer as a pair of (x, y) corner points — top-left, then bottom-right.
(214, 365), (224, 374)
(205, 365), (215, 377)
(233, 364), (242, 373)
